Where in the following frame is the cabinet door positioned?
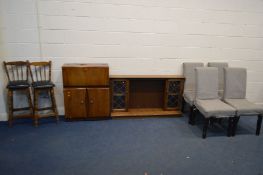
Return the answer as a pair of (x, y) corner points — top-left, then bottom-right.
(164, 79), (184, 110)
(111, 79), (129, 111)
(64, 88), (87, 119)
(87, 88), (110, 118)
(62, 66), (109, 87)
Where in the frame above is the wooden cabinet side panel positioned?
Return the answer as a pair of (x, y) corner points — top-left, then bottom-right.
(164, 80), (169, 110)
(64, 88), (87, 119)
(87, 88), (110, 117)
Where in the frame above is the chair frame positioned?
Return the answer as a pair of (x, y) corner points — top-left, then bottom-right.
(223, 67), (262, 136)
(194, 67), (235, 138)
(3, 61), (33, 127)
(28, 61), (58, 126)
(182, 63), (204, 125)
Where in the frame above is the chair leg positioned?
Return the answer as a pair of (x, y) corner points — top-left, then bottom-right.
(189, 106), (193, 124)
(189, 105), (196, 125)
(232, 116), (240, 136)
(50, 88), (59, 123)
(33, 89), (39, 127)
(26, 88), (34, 118)
(7, 90), (13, 127)
(218, 118), (223, 125)
(227, 117), (234, 137)
(181, 98), (185, 113)
(210, 117), (216, 126)
(202, 118), (209, 139)
(256, 115), (262, 136)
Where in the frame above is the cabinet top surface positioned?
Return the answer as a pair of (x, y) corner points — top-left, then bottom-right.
(62, 63), (109, 67)
(110, 75), (185, 79)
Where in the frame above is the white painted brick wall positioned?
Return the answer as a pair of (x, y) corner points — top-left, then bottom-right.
(0, 0), (263, 121)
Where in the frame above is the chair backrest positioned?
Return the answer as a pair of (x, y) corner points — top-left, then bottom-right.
(223, 67), (246, 99)
(3, 61), (29, 82)
(195, 67), (219, 100)
(183, 62), (204, 92)
(29, 61), (52, 83)
(207, 62), (228, 91)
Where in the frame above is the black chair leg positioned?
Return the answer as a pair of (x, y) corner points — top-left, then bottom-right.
(189, 106), (196, 125)
(227, 117), (234, 137)
(218, 118), (223, 125)
(202, 118), (209, 139)
(210, 117), (216, 126)
(181, 98), (185, 113)
(232, 116), (240, 136)
(256, 115), (262, 136)
(189, 106), (193, 125)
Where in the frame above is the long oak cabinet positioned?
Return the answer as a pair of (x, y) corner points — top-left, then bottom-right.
(62, 64), (185, 119)
(110, 75), (185, 117)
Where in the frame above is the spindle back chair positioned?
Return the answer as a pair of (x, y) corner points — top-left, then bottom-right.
(3, 61), (33, 127)
(28, 61), (58, 126)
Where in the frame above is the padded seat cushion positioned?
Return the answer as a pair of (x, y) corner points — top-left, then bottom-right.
(224, 99), (263, 115)
(7, 80), (30, 89)
(196, 99), (236, 118)
(183, 91), (195, 106)
(32, 81), (55, 88)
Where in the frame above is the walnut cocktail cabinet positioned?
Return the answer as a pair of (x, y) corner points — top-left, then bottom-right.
(62, 64), (110, 119)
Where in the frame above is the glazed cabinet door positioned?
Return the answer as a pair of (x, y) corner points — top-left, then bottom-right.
(164, 79), (184, 110)
(87, 88), (110, 118)
(64, 88), (87, 119)
(111, 79), (129, 111)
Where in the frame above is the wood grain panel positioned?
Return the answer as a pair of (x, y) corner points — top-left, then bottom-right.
(87, 88), (110, 117)
(64, 88), (87, 119)
(129, 79), (164, 108)
(62, 64), (109, 87)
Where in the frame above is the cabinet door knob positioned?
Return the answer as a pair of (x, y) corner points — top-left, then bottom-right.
(90, 100), (94, 104)
(80, 100), (84, 104)
(67, 95), (70, 97)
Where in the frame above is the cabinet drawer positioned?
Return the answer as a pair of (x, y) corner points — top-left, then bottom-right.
(62, 64), (109, 86)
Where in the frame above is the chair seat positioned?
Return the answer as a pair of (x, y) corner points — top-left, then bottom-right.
(224, 99), (263, 116)
(7, 80), (30, 89)
(196, 99), (236, 118)
(183, 91), (195, 106)
(32, 81), (55, 89)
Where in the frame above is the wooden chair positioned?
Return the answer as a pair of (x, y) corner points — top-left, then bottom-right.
(3, 61), (33, 127)
(28, 61), (58, 126)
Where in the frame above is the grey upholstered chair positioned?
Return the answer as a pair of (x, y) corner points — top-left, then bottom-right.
(223, 68), (263, 136)
(195, 67), (236, 138)
(208, 62), (228, 98)
(182, 62), (204, 125)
